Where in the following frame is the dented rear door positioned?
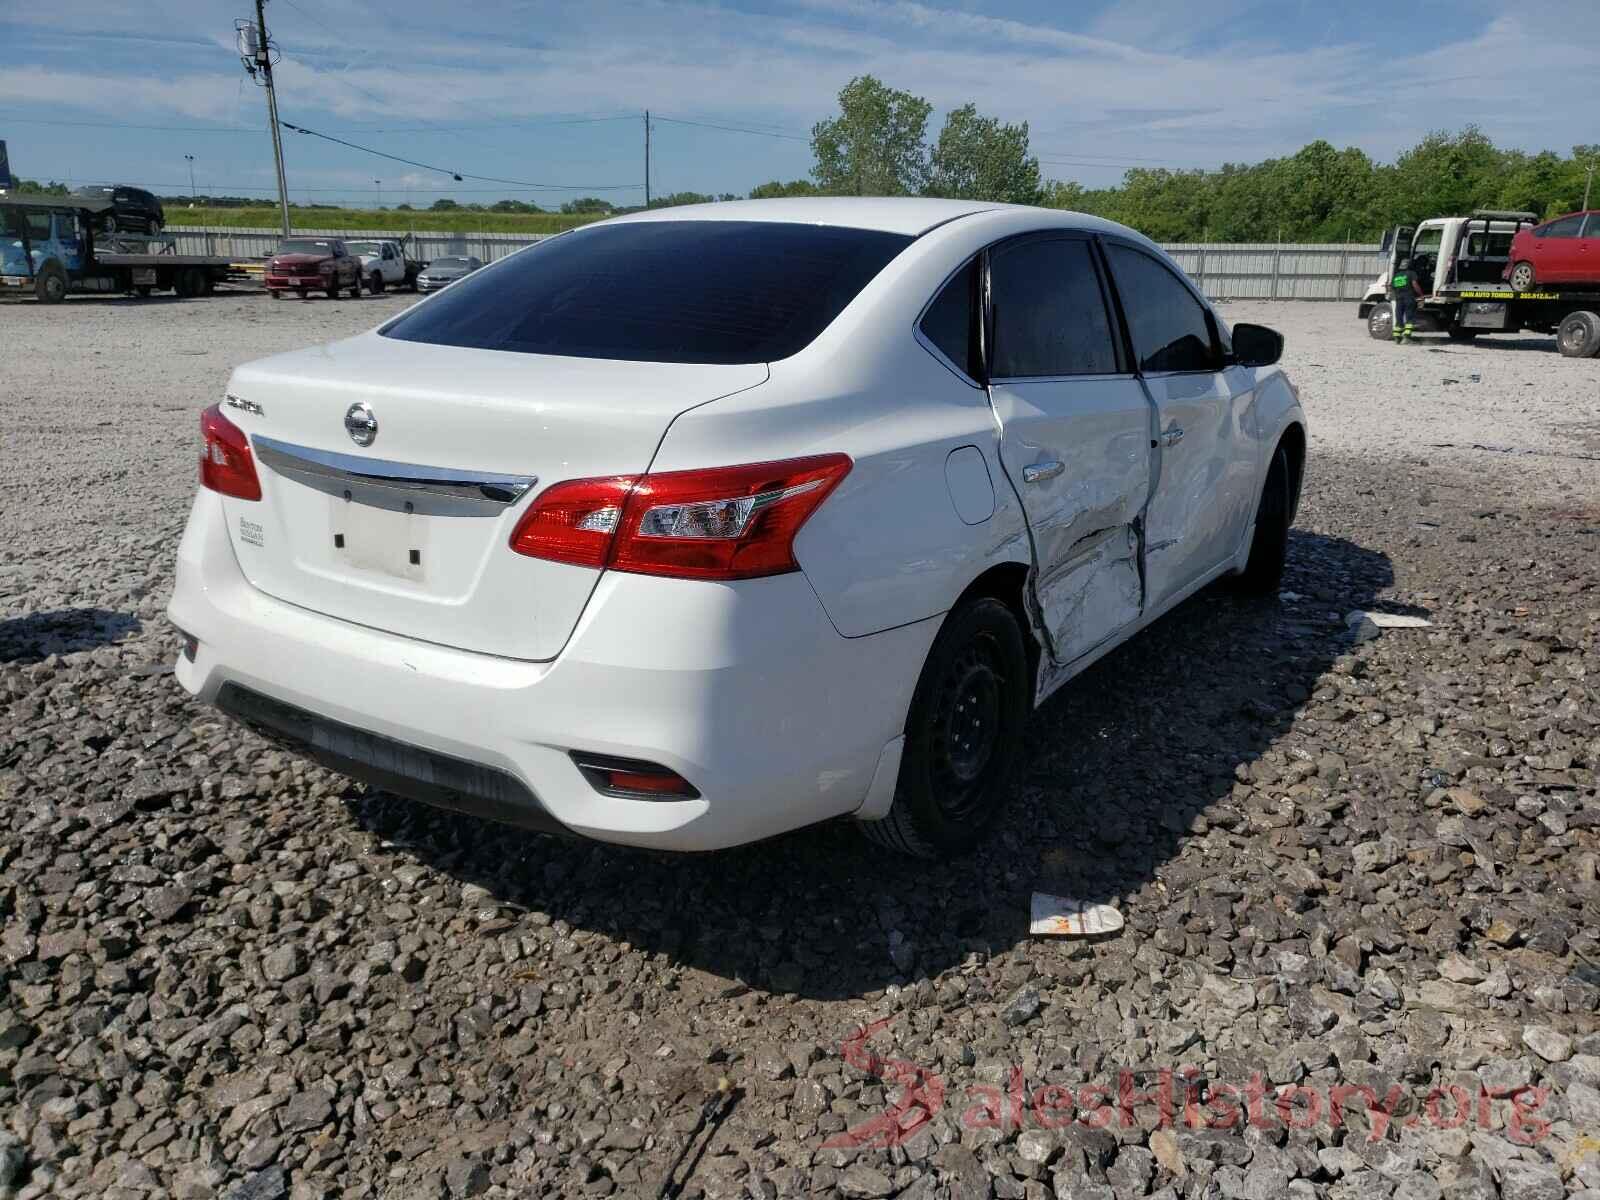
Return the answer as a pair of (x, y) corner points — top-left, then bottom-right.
(986, 234), (1154, 668)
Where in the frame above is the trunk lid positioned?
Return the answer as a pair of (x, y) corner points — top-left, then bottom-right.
(220, 333), (767, 660)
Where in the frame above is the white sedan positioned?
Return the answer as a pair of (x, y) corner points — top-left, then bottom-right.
(169, 198), (1305, 857)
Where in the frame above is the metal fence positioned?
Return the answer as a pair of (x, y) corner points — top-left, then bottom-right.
(164, 225), (549, 267)
(165, 226), (1387, 301)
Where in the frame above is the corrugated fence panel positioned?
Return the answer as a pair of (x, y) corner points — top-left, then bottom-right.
(166, 228), (1389, 300)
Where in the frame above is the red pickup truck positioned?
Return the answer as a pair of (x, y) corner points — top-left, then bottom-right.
(265, 237), (364, 300)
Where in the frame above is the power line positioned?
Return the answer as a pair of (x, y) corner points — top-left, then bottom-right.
(278, 120), (640, 191)
(652, 115), (809, 142)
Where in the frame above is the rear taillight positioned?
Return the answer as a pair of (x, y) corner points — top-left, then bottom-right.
(200, 404), (262, 501)
(510, 454), (850, 581)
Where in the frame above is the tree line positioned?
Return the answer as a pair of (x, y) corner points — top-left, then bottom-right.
(12, 76), (1595, 242)
(742, 76), (1598, 243)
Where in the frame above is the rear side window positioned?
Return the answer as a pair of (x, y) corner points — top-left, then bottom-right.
(1540, 215), (1583, 238)
(919, 258), (981, 379)
(383, 221), (914, 365)
(1106, 244), (1217, 374)
(989, 238), (1118, 378)
(1584, 215), (1600, 238)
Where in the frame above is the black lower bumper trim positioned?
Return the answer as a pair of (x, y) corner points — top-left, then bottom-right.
(215, 682), (570, 837)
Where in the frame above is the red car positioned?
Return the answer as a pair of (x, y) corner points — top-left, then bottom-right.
(265, 237), (364, 300)
(1505, 210), (1600, 290)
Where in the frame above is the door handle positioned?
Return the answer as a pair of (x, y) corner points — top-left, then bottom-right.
(1162, 426), (1185, 448)
(1021, 460), (1064, 484)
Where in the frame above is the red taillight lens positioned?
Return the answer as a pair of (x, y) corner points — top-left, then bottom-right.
(509, 454), (851, 581)
(199, 404), (262, 501)
(508, 475), (633, 568)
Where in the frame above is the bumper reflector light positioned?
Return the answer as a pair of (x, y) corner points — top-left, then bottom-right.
(570, 753), (700, 800)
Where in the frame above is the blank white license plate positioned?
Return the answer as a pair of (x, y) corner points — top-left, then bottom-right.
(332, 501), (426, 582)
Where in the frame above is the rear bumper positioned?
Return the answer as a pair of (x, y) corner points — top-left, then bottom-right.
(167, 491), (936, 851)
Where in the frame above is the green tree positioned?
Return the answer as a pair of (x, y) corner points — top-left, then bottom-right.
(926, 104), (1041, 204)
(811, 75), (931, 196)
(749, 179), (820, 199)
(560, 196), (615, 215)
(429, 198), (460, 211)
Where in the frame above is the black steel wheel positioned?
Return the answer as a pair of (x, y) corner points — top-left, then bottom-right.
(1557, 310), (1600, 358)
(34, 263), (68, 304)
(859, 596), (1029, 859)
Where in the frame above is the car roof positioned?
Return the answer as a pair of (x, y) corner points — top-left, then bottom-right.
(597, 196), (1151, 242)
(602, 196), (1005, 236)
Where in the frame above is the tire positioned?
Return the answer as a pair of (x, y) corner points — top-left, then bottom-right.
(858, 597), (1030, 859)
(1508, 261), (1536, 291)
(135, 286), (153, 298)
(34, 262), (68, 304)
(1446, 327), (1478, 342)
(1366, 302), (1393, 340)
(367, 272), (384, 295)
(1232, 442), (1294, 595)
(297, 289), (309, 300)
(175, 267), (203, 299)
(1557, 310), (1600, 359)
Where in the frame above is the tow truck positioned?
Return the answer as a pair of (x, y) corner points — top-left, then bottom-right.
(1359, 210), (1600, 357)
(1, 192), (233, 303)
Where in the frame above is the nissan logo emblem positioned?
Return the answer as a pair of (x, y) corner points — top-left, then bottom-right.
(344, 402), (378, 447)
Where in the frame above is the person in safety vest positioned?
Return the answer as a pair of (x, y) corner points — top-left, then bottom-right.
(1389, 256), (1422, 343)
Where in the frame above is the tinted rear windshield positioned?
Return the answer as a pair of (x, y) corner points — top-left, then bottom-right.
(278, 240), (334, 254)
(380, 220), (914, 364)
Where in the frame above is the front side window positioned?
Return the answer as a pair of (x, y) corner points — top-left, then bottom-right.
(383, 221), (913, 365)
(989, 238), (1118, 378)
(1540, 215), (1583, 239)
(1106, 244), (1217, 374)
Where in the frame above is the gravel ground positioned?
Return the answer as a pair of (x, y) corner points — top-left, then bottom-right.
(2, 293), (1598, 1200)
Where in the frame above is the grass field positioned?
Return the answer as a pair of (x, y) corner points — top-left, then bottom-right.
(172, 206), (605, 233)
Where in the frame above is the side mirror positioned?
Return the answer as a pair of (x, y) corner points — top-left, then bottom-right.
(1232, 322), (1283, 368)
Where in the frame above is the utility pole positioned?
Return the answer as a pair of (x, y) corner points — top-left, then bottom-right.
(1584, 160), (1595, 212)
(644, 110), (652, 208)
(241, 0), (292, 236)
(185, 154), (197, 207)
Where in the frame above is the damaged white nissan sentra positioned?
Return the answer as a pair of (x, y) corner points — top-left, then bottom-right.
(168, 198), (1305, 857)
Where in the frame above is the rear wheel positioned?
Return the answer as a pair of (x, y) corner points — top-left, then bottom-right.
(1557, 310), (1600, 358)
(1232, 442), (1294, 595)
(1366, 302), (1393, 340)
(1508, 261), (1536, 291)
(858, 597), (1029, 859)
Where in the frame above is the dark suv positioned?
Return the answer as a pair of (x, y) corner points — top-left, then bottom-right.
(72, 185), (165, 235)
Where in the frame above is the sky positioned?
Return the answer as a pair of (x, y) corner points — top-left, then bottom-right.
(1, 0), (1595, 209)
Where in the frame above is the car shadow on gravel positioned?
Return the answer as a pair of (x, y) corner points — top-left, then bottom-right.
(347, 529), (1393, 1002)
(0, 608), (143, 665)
